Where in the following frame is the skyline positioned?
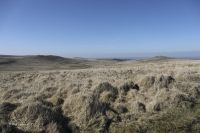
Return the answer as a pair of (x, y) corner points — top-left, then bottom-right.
(0, 0), (200, 57)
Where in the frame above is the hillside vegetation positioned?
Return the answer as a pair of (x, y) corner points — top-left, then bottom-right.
(0, 55), (107, 71)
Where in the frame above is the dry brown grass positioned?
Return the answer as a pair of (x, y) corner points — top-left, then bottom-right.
(0, 59), (200, 132)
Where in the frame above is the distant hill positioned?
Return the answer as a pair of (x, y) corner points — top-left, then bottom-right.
(0, 55), (124, 71)
(0, 54), (198, 71)
(149, 56), (174, 60)
(138, 56), (174, 62)
(0, 55), (92, 71)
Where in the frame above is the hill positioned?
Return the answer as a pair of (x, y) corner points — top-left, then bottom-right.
(138, 56), (174, 62)
(0, 55), (124, 71)
(0, 55), (92, 71)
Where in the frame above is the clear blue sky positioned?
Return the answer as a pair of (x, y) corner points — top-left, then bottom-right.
(0, 0), (200, 57)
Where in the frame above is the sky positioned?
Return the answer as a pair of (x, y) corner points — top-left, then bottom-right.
(0, 0), (200, 58)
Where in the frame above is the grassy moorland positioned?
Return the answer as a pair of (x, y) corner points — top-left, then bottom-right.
(0, 56), (200, 133)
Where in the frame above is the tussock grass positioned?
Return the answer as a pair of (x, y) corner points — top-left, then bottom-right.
(110, 105), (200, 133)
(11, 101), (73, 132)
(0, 60), (200, 132)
